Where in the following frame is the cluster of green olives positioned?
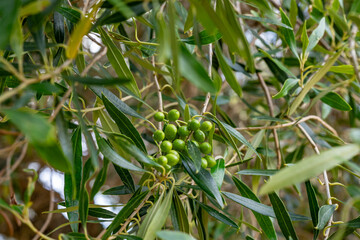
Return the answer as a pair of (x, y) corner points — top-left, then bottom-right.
(149, 109), (217, 173)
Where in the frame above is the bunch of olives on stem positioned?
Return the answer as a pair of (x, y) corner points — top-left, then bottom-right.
(149, 109), (217, 174)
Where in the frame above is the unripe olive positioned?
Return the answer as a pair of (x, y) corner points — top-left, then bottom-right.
(168, 109), (180, 121)
(205, 155), (216, 168)
(200, 121), (213, 132)
(173, 139), (185, 151)
(154, 112), (165, 122)
(157, 156), (168, 166)
(153, 130), (165, 142)
(169, 150), (180, 158)
(178, 126), (190, 138)
(201, 158), (208, 168)
(193, 130), (205, 142)
(160, 140), (172, 152)
(199, 142), (212, 154)
(188, 119), (200, 131)
(166, 153), (180, 166)
(164, 124), (177, 140)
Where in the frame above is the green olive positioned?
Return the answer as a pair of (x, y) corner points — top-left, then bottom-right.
(173, 139), (185, 151)
(154, 112), (165, 122)
(201, 158), (208, 168)
(199, 142), (212, 154)
(153, 130), (165, 142)
(188, 119), (200, 131)
(205, 155), (216, 168)
(160, 140), (172, 152)
(200, 121), (213, 132)
(193, 130), (205, 142)
(164, 124), (177, 140)
(168, 109), (180, 121)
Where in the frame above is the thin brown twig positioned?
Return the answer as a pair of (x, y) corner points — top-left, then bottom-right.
(32, 187), (55, 240)
(0, 210), (14, 236)
(0, 142), (28, 183)
(0, 129), (21, 136)
(152, 53), (163, 129)
(234, 115), (338, 136)
(257, 72), (282, 169)
(349, 25), (360, 82)
(117, 190), (153, 234)
(292, 118), (333, 239)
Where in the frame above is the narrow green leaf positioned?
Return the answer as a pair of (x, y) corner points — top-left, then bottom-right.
(328, 65), (354, 75)
(237, 14), (292, 29)
(98, 27), (140, 97)
(218, 0), (255, 72)
(96, 135), (145, 172)
(65, 76), (130, 85)
(316, 205), (336, 230)
(273, 78), (298, 99)
(215, 44), (242, 98)
(103, 185), (138, 195)
(0, 0), (20, 50)
(179, 44), (216, 93)
(198, 201), (238, 228)
(259, 49), (296, 79)
(102, 94), (147, 152)
(78, 160), (93, 233)
(222, 120), (261, 159)
(244, 129), (265, 160)
(157, 230), (196, 240)
(181, 30), (222, 45)
(91, 86), (144, 120)
(305, 181), (320, 240)
(66, 14), (92, 59)
(171, 191), (190, 233)
(320, 92), (352, 111)
(223, 192), (309, 221)
(138, 186), (174, 240)
(113, 165), (136, 193)
(4, 109), (71, 172)
(88, 207), (116, 219)
(232, 177), (277, 240)
(90, 158), (109, 200)
(289, 0), (298, 28)
(186, 140), (202, 173)
(306, 18), (326, 55)
(260, 144), (360, 195)
(237, 169), (278, 176)
(211, 158), (225, 189)
(181, 154), (224, 208)
(57, 7), (81, 24)
(269, 192), (298, 240)
(280, 8), (298, 59)
(115, 136), (161, 167)
(301, 21), (309, 58)
(102, 190), (149, 240)
(289, 47), (344, 115)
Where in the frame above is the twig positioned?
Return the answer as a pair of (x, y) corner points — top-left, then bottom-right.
(81, 46), (107, 77)
(0, 59), (72, 105)
(0, 129), (21, 136)
(48, 88), (72, 122)
(293, 119), (333, 240)
(152, 53), (163, 129)
(0, 210), (14, 236)
(32, 181), (55, 240)
(234, 115), (338, 136)
(257, 72), (282, 169)
(117, 190), (153, 234)
(201, 44), (213, 115)
(349, 25), (360, 82)
(0, 142), (28, 183)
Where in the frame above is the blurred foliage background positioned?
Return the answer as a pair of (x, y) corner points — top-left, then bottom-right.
(0, 0), (360, 239)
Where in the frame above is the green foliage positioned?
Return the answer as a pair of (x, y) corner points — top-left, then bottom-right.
(0, 0), (360, 240)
